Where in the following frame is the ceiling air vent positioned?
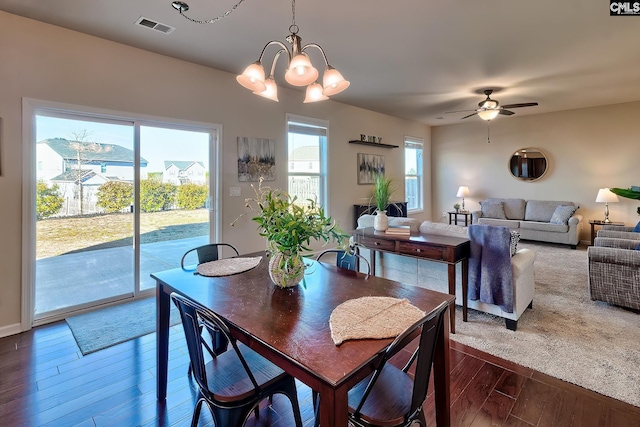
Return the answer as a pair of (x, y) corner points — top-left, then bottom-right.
(135, 17), (175, 34)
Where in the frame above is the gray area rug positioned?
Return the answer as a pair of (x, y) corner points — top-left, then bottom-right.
(66, 296), (180, 355)
(452, 241), (640, 408)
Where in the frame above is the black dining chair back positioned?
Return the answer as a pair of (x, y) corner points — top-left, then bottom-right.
(315, 248), (371, 275)
(180, 243), (239, 269)
(346, 300), (449, 427)
(171, 293), (304, 427)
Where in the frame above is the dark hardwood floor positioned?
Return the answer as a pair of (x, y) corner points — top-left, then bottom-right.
(1, 321), (639, 427)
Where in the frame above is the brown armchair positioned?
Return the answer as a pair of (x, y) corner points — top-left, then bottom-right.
(588, 237), (640, 311)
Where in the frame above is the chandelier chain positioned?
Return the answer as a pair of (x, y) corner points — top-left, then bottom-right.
(289, 0), (299, 34)
(176, 0), (247, 25)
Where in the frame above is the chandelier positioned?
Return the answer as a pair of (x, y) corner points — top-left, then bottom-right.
(235, 0), (350, 102)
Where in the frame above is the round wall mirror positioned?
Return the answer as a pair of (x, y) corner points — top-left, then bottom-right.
(508, 148), (548, 181)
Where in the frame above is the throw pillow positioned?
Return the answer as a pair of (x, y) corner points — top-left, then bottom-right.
(510, 230), (520, 256)
(480, 200), (507, 219)
(550, 205), (578, 225)
(633, 221), (640, 232)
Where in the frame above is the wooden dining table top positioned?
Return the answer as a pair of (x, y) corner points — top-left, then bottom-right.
(152, 251), (454, 388)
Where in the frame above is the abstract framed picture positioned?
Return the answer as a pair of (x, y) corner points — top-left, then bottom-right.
(237, 137), (275, 182)
(357, 153), (385, 184)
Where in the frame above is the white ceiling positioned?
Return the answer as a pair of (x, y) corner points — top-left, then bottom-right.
(2, 0), (640, 126)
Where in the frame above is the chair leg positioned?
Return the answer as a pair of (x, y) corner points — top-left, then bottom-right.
(505, 318), (518, 331)
(191, 398), (205, 427)
(312, 390), (320, 427)
(279, 378), (304, 427)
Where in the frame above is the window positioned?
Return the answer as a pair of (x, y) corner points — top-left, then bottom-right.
(405, 137), (423, 212)
(287, 115), (328, 209)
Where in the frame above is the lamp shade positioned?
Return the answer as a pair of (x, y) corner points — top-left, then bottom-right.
(236, 62), (266, 92)
(322, 67), (350, 96)
(456, 186), (470, 198)
(477, 109), (500, 121)
(253, 77), (279, 102)
(303, 82), (329, 103)
(595, 188), (619, 203)
(285, 54), (319, 86)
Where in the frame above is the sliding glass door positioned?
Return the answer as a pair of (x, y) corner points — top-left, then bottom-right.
(29, 105), (217, 324)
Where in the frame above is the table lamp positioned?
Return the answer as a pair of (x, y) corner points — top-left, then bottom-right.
(456, 186), (470, 212)
(595, 188), (619, 223)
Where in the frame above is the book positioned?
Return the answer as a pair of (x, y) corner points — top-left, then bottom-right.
(385, 225), (411, 235)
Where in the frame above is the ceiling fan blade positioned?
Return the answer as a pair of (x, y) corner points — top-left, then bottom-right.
(499, 109), (515, 116)
(501, 102), (538, 109)
(461, 112), (479, 119)
(445, 109), (477, 114)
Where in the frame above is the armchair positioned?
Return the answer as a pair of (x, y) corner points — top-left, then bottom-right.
(588, 237), (640, 311)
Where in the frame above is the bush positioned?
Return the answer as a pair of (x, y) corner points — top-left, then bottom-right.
(96, 181), (133, 213)
(140, 179), (177, 212)
(176, 183), (208, 210)
(36, 181), (64, 220)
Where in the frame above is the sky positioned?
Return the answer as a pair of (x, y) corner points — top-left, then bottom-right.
(36, 115), (210, 173)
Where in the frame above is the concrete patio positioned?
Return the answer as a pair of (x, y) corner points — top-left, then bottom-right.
(35, 235), (207, 317)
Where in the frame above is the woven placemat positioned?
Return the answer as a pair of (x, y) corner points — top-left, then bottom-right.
(196, 256), (262, 277)
(329, 296), (425, 345)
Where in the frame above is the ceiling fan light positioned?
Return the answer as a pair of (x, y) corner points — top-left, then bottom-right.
(303, 82), (329, 103)
(478, 109), (500, 121)
(253, 77), (279, 102)
(285, 54), (319, 86)
(322, 67), (350, 96)
(236, 62), (266, 92)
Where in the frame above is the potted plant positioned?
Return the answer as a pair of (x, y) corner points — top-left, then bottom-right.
(371, 174), (397, 231)
(232, 179), (347, 288)
(453, 203), (461, 213)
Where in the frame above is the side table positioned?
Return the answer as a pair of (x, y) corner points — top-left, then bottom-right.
(589, 220), (625, 246)
(448, 211), (471, 226)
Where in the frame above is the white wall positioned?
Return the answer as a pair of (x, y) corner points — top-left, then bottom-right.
(0, 11), (430, 331)
(432, 102), (640, 240)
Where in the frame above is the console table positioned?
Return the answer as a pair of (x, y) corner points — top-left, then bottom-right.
(352, 227), (470, 333)
(448, 211), (471, 226)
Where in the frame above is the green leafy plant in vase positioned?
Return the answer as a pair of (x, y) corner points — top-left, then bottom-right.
(453, 203), (461, 213)
(232, 178), (347, 288)
(370, 174), (399, 231)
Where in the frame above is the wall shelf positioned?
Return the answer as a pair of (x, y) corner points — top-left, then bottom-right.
(348, 140), (399, 149)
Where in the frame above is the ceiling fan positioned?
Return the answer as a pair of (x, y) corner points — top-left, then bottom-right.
(447, 89), (539, 121)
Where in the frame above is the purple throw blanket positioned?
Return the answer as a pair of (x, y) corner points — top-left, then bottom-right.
(468, 224), (514, 313)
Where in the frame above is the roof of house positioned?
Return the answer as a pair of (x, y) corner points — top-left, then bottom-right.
(39, 138), (148, 165)
(164, 161), (205, 171)
(51, 169), (97, 183)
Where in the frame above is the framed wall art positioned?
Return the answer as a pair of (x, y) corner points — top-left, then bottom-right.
(237, 137), (275, 182)
(357, 153), (385, 184)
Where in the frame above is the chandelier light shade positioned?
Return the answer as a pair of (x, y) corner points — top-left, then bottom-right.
(595, 188), (619, 223)
(456, 186), (470, 211)
(235, 0), (349, 102)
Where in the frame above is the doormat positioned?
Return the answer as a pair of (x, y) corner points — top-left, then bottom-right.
(66, 296), (181, 355)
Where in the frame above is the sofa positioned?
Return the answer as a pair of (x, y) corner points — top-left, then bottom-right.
(588, 236), (640, 310)
(471, 198), (582, 248)
(356, 215), (537, 330)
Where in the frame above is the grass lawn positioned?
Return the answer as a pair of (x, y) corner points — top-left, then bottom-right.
(36, 209), (208, 259)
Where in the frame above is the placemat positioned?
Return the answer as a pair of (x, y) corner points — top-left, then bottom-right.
(329, 296), (425, 345)
(196, 256), (262, 277)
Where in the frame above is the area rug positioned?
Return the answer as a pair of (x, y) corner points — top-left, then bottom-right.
(451, 241), (640, 407)
(66, 296), (180, 355)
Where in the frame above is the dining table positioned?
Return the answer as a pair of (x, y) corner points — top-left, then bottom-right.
(152, 251), (454, 426)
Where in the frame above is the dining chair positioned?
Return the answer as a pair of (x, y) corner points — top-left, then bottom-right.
(171, 293), (304, 427)
(315, 247), (371, 275)
(181, 243), (240, 372)
(313, 300), (448, 427)
(180, 242), (240, 270)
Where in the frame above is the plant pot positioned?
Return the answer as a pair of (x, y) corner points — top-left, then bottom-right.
(374, 210), (389, 231)
(268, 250), (305, 288)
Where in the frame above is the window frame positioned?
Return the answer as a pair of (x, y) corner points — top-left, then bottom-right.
(404, 136), (424, 213)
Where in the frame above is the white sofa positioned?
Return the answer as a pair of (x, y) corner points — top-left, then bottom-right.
(357, 215), (537, 330)
(471, 198), (582, 249)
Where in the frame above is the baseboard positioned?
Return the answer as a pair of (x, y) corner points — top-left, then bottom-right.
(0, 323), (24, 339)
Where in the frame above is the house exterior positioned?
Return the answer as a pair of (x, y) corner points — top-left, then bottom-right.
(162, 161), (206, 185)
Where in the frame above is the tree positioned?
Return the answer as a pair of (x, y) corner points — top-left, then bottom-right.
(140, 179), (177, 212)
(176, 183), (208, 210)
(97, 181), (133, 213)
(36, 181), (64, 220)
